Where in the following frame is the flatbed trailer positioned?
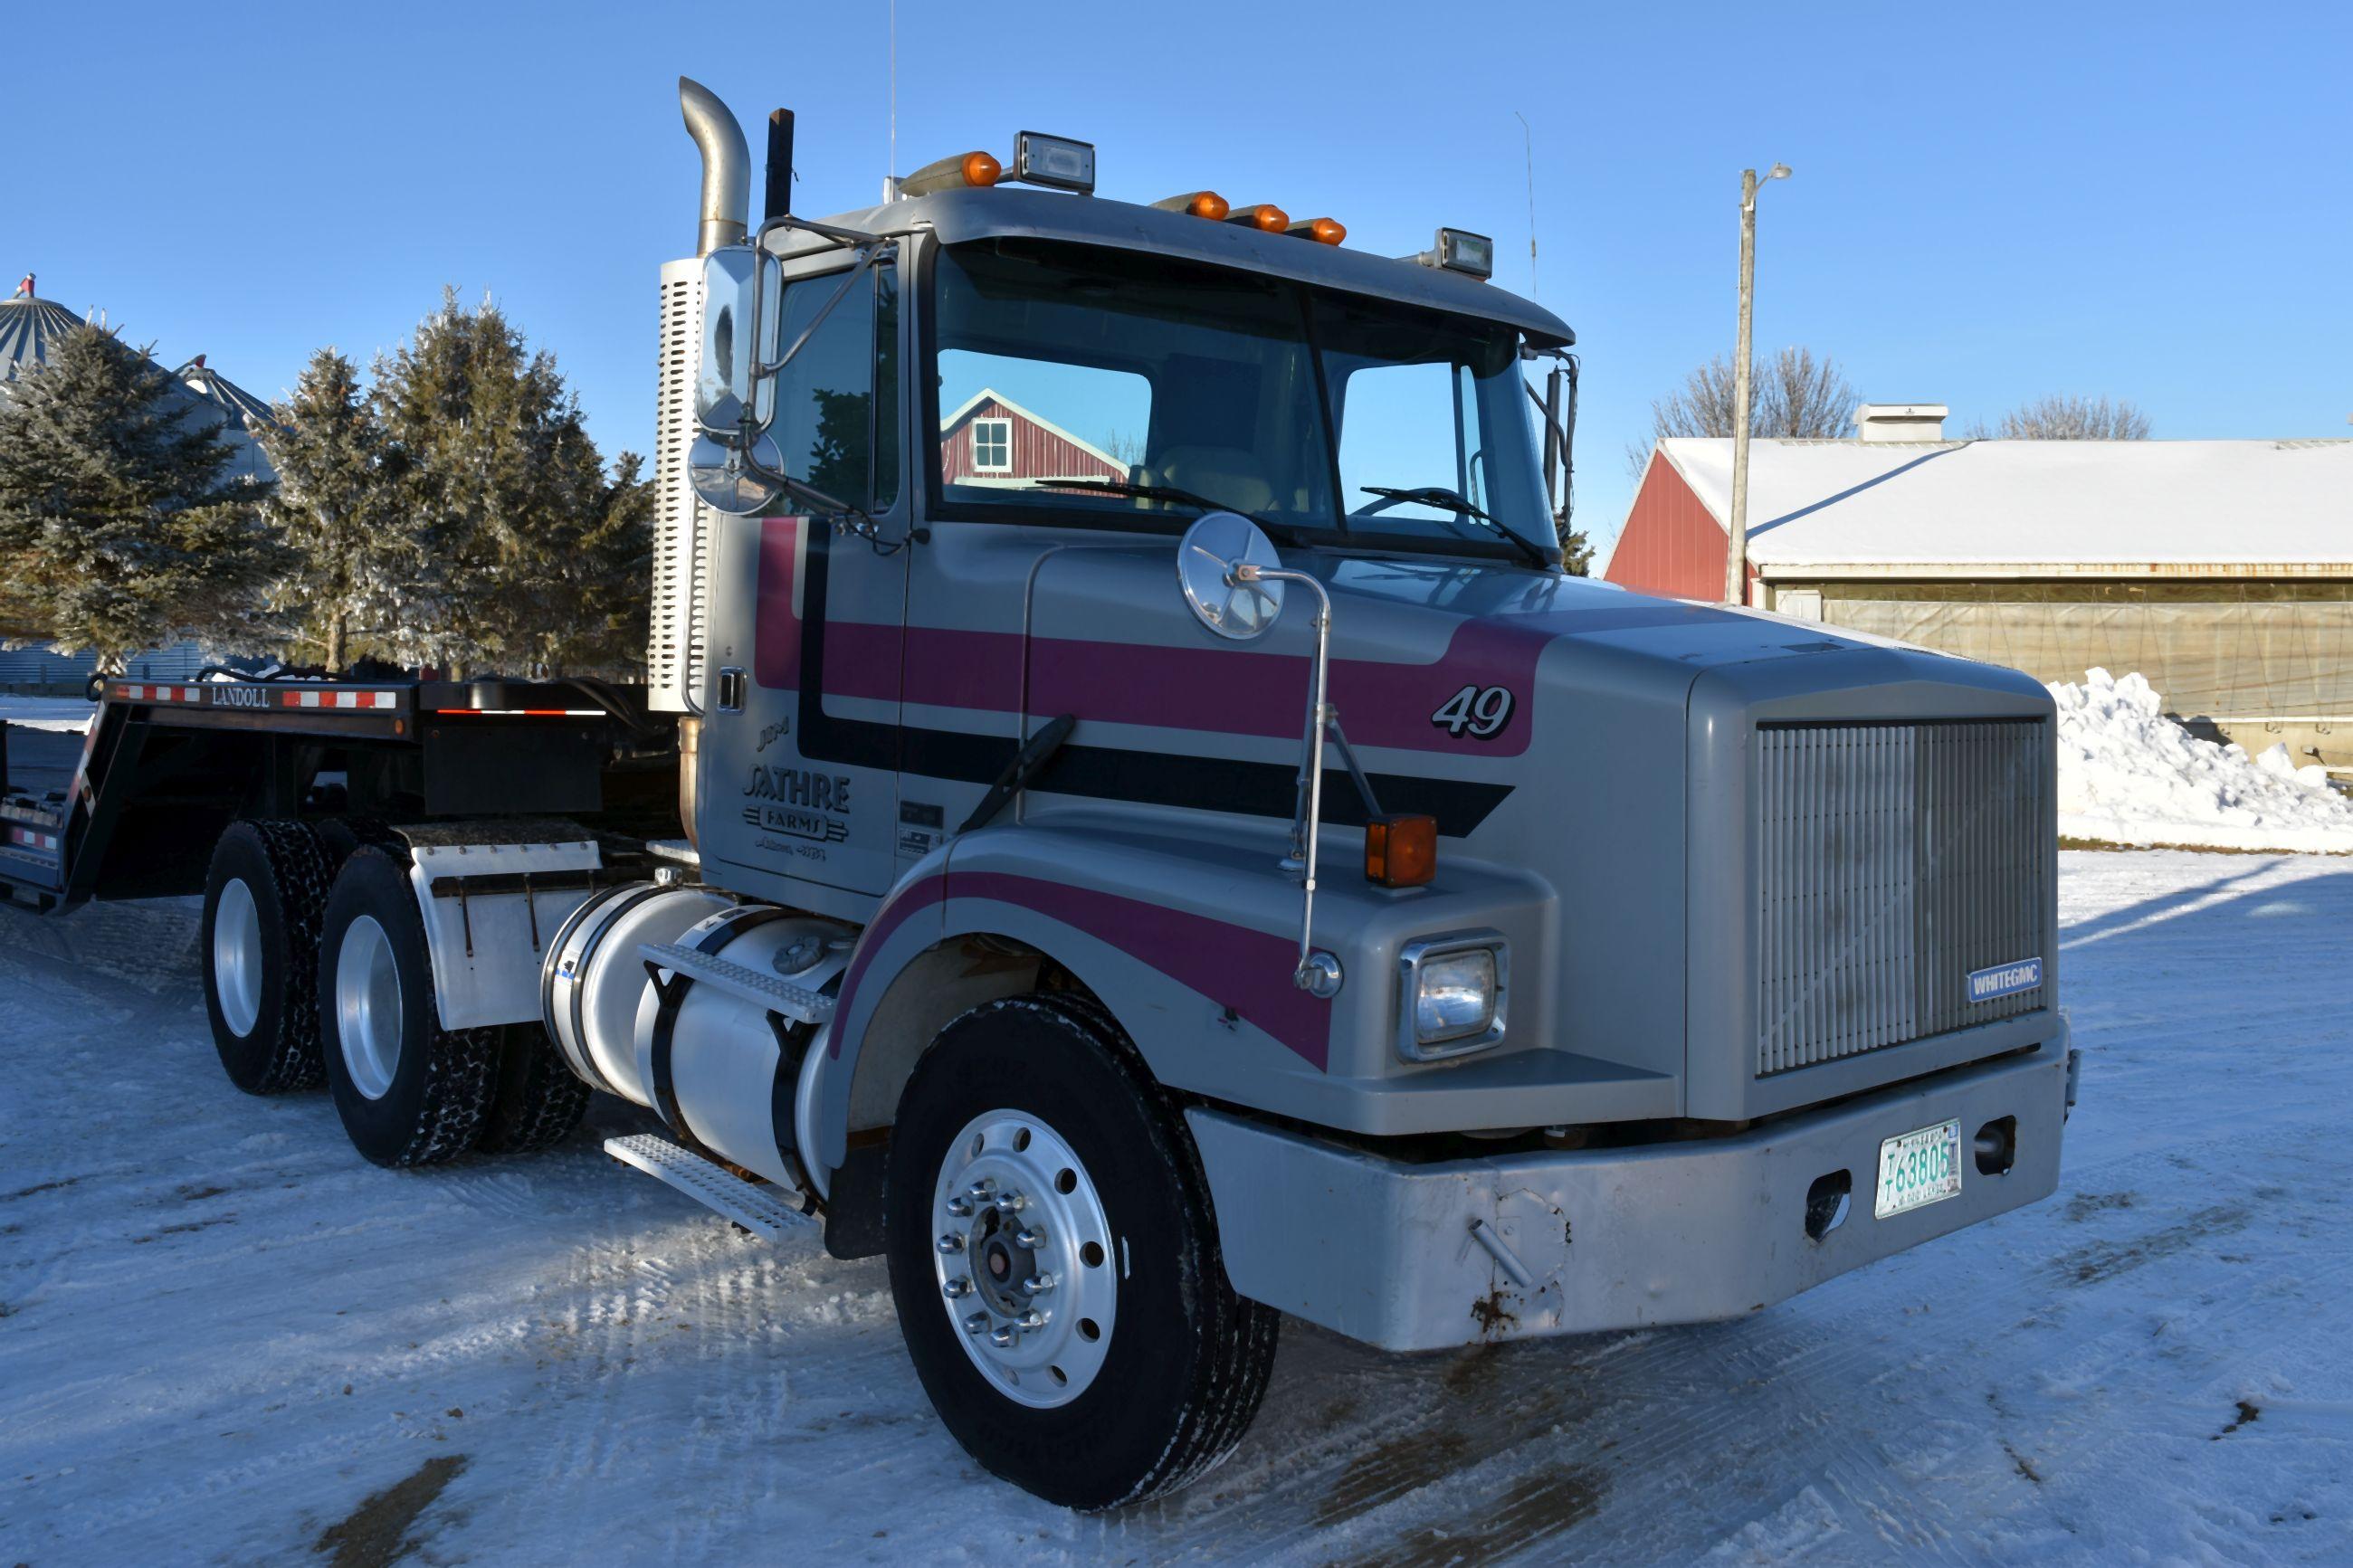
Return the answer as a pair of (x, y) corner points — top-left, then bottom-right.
(0, 675), (676, 912)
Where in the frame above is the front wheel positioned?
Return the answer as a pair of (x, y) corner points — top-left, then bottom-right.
(883, 994), (1279, 1510)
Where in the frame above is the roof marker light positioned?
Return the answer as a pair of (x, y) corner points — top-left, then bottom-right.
(1012, 131), (1096, 195)
(1154, 191), (1231, 222)
(1289, 216), (1347, 246)
(1226, 203), (1290, 234)
(900, 149), (1001, 197)
(1414, 227), (1494, 279)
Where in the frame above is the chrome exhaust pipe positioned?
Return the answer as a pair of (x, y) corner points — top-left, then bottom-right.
(679, 76), (749, 257)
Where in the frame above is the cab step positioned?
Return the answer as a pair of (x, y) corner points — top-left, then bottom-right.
(638, 940), (836, 1025)
(603, 1133), (813, 1240)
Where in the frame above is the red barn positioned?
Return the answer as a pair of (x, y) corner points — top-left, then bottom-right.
(939, 387), (1129, 489)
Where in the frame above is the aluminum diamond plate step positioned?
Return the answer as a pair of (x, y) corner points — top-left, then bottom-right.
(638, 941), (837, 1024)
(603, 1134), (811, 1240)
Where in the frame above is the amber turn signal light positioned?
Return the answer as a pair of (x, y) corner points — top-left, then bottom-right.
(1154, 190), (1231, 221)
(1365, 813), (1438, 889)
(1288, 216), (1347, 245)
(1227, 203), (1290, 233)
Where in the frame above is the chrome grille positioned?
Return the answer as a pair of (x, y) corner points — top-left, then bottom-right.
(1756, 718), (2049, 1076)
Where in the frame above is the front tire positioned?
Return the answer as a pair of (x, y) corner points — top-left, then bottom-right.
(316, 848), (497, 1166)
(201, 821), (333, 1095)
(883, 994), (1279, 1509)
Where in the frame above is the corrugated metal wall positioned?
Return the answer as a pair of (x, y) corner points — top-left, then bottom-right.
(1605, 452), (1743, 602)
(0, 641), (232, 688)
(940, 398), (1125, 486)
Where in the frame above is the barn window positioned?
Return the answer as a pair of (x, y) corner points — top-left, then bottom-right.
(971, 418), (1012, 473)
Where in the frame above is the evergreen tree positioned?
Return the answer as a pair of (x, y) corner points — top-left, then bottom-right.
(0, 325), (279, 670)
(372, 290), (651, 675)
(252, 348), (410, 670)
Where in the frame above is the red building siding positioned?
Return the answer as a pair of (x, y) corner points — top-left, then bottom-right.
(940, 395), (1126, 486)
(1605, 451), (1756, 603)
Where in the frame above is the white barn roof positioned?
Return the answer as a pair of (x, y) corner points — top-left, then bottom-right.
(1654, 436), (2353, 576)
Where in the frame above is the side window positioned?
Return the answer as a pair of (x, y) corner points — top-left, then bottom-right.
(937, 347), (1148, 494)
(770, 262), (899, 512)
(1331, 359), (1465, 525)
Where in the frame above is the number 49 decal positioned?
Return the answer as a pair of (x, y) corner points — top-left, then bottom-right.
(1432, 684), (1515, 740)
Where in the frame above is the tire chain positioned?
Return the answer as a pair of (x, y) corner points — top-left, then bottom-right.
(244, 821), (335, 1093)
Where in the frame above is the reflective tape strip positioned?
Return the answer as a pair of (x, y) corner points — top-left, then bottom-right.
(7, 827), (58, 851)
(277, 689), (401, 709)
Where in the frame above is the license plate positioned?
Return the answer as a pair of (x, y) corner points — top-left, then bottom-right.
(1874, 1119), (1963, 1220)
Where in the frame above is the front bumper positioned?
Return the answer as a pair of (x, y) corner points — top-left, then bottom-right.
(1188, 1043), (2072, 1352)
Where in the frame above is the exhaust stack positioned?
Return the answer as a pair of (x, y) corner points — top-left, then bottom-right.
(679, 77), (749, 256)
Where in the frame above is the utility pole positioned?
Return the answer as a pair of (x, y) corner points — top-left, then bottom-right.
(1726, 162), (1790, 606)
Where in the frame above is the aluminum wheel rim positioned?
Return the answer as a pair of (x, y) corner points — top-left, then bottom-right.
(930, 1108), (1118, 1409)
(335, 916), (403, 1100)
(212, 877), (263, 1038)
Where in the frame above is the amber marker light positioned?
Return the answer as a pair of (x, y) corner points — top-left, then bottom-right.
(1153, 190), (1231, 221)
(1227, 203), (1290, 233)
(1288, 216), (1347, 245)
(1365, 813), (1438, 888)
(900, 149), (1003, 196)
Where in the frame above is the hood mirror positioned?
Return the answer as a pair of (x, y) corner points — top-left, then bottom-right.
(1176, 512), (1285, 640)
(695, 242), (779, 438)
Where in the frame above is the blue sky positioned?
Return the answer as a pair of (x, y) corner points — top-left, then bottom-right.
(12, 0), (2348, 555)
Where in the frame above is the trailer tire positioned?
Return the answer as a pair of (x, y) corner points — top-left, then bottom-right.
(317, 847), (497, 1166)
(883, 993), (1280, 1510)
(201, 821), (334, 1095)
(473, 1023), (592, 1155)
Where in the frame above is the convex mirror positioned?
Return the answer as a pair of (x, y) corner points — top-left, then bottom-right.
(1177, 512), (1285, 641)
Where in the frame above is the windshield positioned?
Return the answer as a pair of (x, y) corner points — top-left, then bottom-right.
(928, 239), (1555, 560)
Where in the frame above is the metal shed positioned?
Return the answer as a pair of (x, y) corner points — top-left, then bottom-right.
(1605, 416), (2353, 773)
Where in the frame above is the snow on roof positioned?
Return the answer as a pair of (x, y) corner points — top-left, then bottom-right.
(1653, 436), (2353, 571)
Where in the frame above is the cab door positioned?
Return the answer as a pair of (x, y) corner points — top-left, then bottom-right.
(699, 256), (910, 909)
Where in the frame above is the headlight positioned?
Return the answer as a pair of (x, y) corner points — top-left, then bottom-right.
(1396, 933), (1510, 1063)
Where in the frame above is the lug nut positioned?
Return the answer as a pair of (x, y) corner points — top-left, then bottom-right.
(943, 1277), (973, 1299)
(946, 1195), (974, 1218)
(989, 1326), (1018, 1348)
(1013, 1227), (1046, 1250)
(992, 1191), (1027, 1214)
(1015, 1309), (1047, 1331)
(1021, 1272), (1057, 1295)
(936, 1233), (965, 1254)
(962, 1310), (990, 1335)
(965, 1180), (995, 1202)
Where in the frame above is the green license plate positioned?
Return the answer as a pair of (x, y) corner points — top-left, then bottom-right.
(1874, 1118), (1963, 1220)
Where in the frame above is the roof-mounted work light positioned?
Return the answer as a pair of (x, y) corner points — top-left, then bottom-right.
(1012, 131), (1096, 194)
(1414, 227), (1494, 280)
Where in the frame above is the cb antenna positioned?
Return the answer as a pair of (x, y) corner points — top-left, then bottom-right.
(888, 0), (898, 190)
(1513, 109), (1538, 298)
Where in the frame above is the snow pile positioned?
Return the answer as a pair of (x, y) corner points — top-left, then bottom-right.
(2049, 668), (2353, 852)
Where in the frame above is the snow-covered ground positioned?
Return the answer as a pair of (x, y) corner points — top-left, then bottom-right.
(2051, 670), (2353, 854)
(0, 695), (96, 734)
(3, 853), (2350, 1566)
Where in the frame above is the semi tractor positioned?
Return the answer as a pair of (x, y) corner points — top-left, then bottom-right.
(0, 78), (2079, 1509)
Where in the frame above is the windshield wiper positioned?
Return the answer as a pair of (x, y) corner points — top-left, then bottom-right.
(1359, 486), (1551, 568)
(1027, 478), (1307, 546)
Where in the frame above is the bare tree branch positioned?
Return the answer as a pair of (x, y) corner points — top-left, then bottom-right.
(1963, 394), (2152, 441)
(1635, 347), (1856, 476)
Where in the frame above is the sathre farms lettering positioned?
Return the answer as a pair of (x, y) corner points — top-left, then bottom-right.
(745, 765), (853, 812)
